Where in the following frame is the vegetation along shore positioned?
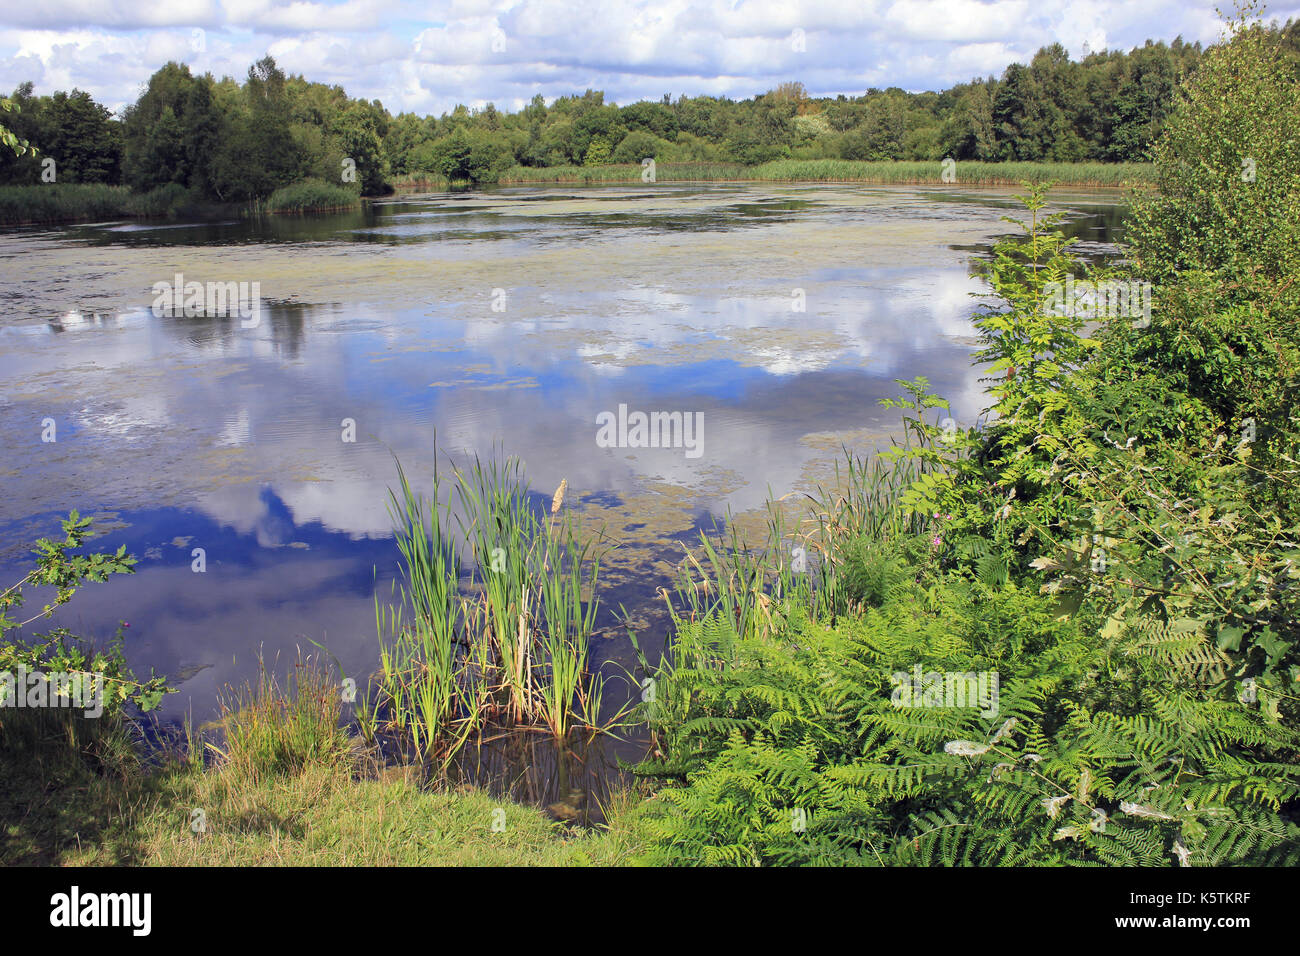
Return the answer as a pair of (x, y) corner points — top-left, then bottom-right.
(2, 8), (1298, 866)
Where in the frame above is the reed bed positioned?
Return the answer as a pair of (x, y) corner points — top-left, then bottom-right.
(0, 181), (252, 225)
(498, 159), (1153, 188)
(498, 162), (747, 184)
(367, 455), (610, 770)
(389, 174), (454, 192)
(666, 413), (939, 650)
(0, 183), (133, 225)
(264, 178), (361, 213)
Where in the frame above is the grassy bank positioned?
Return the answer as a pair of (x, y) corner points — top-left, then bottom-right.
(0, 179), (361, 226)
(0, 737), (645, 866)
(498, 159), (1154, 187)
(0, 643), (645, 866)
(0, 513), (640, 867)
(1, 745), (645, 866)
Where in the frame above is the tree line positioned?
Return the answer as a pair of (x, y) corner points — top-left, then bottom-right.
(2, 21), (1298, 197)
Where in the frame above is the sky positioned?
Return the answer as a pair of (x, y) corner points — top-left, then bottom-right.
(1, 0), (1297, 118)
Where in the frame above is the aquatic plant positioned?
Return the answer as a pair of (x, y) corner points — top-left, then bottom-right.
(370, 449), (611, 768)
(264, 178), (362, 214)
(497, 160), (1154, 188)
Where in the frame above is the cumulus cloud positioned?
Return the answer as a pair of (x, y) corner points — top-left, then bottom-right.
(0, 0), (1294, 115)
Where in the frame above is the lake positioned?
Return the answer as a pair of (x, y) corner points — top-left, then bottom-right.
(0, 182), (1126, 811)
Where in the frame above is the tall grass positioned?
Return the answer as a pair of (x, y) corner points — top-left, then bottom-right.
(749, 159), (1151, 186)
(390, 174), (453, 192)
(0, 181), (281, 225)
(498, 162), (747, 184)
(210, 651), (349, 783)
(498, 160), (1153, 187)
(536, 484), (603, 737)
(264, 178), (361, 213)
(664, 400), (939, 655)
(0, 183), (132, 225)
(370, 451), (611, 767)
(455, 455), (537, 721)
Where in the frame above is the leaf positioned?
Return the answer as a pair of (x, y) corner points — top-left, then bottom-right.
(1215, 625), (1246, 652)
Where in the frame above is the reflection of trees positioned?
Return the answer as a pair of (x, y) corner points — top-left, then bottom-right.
(47, 312), (102, 333)
(159, 301), (318, 360)
(264, 207), (373, 241)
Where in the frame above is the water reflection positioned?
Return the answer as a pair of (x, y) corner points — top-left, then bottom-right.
(0, 182), (1128, 808)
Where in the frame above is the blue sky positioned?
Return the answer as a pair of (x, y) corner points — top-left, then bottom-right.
(1, 0), (1297, 117)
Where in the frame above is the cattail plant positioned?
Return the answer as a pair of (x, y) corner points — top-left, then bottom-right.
(368, 449), (614, 773)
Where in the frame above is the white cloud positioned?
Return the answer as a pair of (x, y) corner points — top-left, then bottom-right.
(1, 0), (1296, 116)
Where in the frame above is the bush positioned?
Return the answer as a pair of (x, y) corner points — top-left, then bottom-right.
(1, 512), (171, 777)
(265, 177), (361, 213)
(635, 6), (1300, 866)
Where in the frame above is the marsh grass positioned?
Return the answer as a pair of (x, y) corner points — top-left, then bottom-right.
(0, 182), (134, 225)
(535, 494), (603, 737)
(668, 436), (930, 645)
(209, 651), (350, 783)
(371, 452), (613, 769)
(3, 725), (647, 865)
(264, 178), (361, 213)
(499, 160), (1153, 187)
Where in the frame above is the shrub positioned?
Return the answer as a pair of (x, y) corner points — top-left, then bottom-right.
(265, 177), (361, 213)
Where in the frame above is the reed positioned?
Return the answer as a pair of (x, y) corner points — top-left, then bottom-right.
(666, 433), (928, 653)
(498, 160), (1153, 188)
(0, 183), (131, 225)
(454, 454), (537, 720)
(535, 494), (602, 737)
(370, 449), (610, 768)
(748, 159), (1152, 186)
(264, 178), (361, 214)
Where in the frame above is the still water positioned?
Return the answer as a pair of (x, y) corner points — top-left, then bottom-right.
(0, 183), (1126, 812)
